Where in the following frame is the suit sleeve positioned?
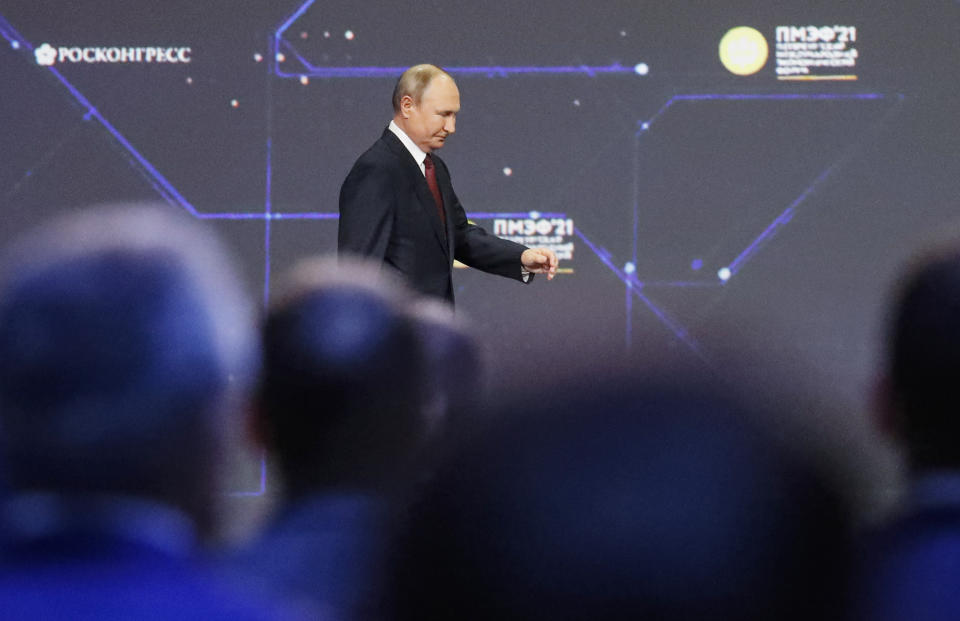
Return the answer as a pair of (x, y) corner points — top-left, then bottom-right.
(445, 171), (531, 284)
(338, 160), (396, 260)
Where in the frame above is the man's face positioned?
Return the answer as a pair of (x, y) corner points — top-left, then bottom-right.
(401, 75), (460, 153)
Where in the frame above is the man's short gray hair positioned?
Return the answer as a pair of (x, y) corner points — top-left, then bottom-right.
(392, 64), (453, 113)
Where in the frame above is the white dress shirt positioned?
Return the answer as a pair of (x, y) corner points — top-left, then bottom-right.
(388, 120), (428, 175)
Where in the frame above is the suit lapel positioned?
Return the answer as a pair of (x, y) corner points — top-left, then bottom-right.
(379, 130), (450, 259)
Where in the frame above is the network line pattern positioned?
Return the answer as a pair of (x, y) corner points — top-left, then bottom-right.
(0, 8), (902, 493)
(272, 0), (650, 80)
(621, 93), (904, 353)
(269, 1), (903, 357)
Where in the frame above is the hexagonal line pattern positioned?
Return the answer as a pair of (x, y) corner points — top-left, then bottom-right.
(619, 92), (903, 356)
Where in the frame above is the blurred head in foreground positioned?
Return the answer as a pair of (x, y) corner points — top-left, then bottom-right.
(854, 236), (960, 621)
(405, 298), (483, 434)
(0, 205), (257, 536)
(388, 376), (852, 620)
(256, 257), (430, 497)
(879, 237), (960, 473)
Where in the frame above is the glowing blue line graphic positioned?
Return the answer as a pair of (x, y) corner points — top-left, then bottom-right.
(722, 94), (904, 278)
(277, 63), (640, 80)
(195, 212), (339, 220)
(468, 212), (566, 219)
(0, 21), (16, 44)
(273, 0), (643, 80)
(194, 211), (563, 221)
(263, 43), (276, 311)
(0, 16), (342, 225)
(642, 93), (884, 130)
(726, 195), (804, 277)
(0, 22), (202, 217)
(623, 90), (901, 355)
(228, 452), (268, 498)
(276, 0), (315, 38)
(575, 228), (705, 357)
(635, 92), (894, 286)
(278, 38), (315, 69)
(643, 281), (724, 288)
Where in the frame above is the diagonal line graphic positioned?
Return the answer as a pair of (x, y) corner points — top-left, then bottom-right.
(575, 228), (706, 359)
(633, 92), (898, 286)
(273, 0), (645, 80)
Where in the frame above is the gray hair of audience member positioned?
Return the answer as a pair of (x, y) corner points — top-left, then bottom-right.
(885, 237), (960, 470)
(258, 257), (429, 496)
(387, 377), (852, 621)
(405, 298), (484, 433)
(0, 205), (257, 531)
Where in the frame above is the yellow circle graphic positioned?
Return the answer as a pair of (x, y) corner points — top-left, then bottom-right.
(719, 26), (769, 76)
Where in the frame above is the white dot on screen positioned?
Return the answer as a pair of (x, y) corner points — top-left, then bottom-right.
(624, 262), (636, 274)
(641, 122), (650, 130)
(11, 40), (21, 50)
(502, 167), (513, 176)
(300, 31), (309, 39)
(573, 99), (581, 106)
(253, 53), (263, 62)
(634, 62), (649, 75)
(230, 99), (239, 108)
(324, 31), (331, 38)
(344, 30), (355, 40)
(276, 52), (286, 62)
(300, 75), (309, 85)
(185, 76), (193, 85)
(620, 30), (627, 37)
(529, 211), (541, 219)
(718, 267), (731, 281)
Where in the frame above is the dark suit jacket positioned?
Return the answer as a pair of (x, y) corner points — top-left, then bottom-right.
(339, 128), (529, 303)
(853, 503), (960, 621)
(225, 493), (386, 620)
(0, 497), (305, 620)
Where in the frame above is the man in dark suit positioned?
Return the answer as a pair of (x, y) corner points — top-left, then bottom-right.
(854, 237), (960, 621)
(0, 205), (304, 620)
(339, 63), (558, 304)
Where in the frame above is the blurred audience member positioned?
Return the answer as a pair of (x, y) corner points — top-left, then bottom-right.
(855, 238), (960, 620)
(0, 205), (302, 619)
(387, 376), (852, 620)
(406, 297), (484, 435)
(228, 257), (431, 619)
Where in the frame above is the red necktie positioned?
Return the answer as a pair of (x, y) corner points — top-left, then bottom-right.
(423, 154), (447, 230)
